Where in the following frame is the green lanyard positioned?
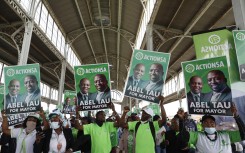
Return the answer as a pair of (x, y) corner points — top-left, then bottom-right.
(18, 128), (28, 153)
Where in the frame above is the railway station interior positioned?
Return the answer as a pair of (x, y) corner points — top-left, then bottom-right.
(1, 0), (245, 152)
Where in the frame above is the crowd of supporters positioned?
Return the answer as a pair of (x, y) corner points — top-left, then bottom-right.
(0, 96), (245, 153)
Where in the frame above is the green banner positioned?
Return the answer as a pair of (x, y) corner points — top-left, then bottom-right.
(4, 64), (41, 114)
(233, 30), (245, 81)
(63, 90), (76, 114)
(182, 56), (232, 116)
(124, 49), (170, 103)
(74, 63), (111, 111)
(0, 85), (4, 110)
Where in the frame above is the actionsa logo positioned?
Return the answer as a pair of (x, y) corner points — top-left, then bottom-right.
(208, 34), (220, 45)
(77, 68), (85, 76)
(185, 64), (195, 73)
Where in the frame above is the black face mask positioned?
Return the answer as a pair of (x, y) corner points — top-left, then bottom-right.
(95, 119), (104, 127)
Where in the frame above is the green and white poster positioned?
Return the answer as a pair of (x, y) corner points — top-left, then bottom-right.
(0, 85), (4, 110)
(4, 63), (41, 114)
(182, 56), (232, 116)
(193, 28), (245, 121)
(63, 90), (76, 114)
(124, 49), (170, 103)
(233, 30), (245, 81)
(74, 63), (111, 111)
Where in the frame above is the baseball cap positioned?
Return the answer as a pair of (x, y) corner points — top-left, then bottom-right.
(49, 109), (62, 119)
(28, 113), (40, 120)
(142, 108), (154, 117)
(201, 114), (215, 123)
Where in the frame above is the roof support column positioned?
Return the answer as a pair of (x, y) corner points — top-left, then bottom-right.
(18, 0), (41, 65)
(57, 42), (68, 105)
(58, 59), (66, 105)
(232, 0), (245, 29)
(18, 20), (34, 65)
(146, 24), (153, 50)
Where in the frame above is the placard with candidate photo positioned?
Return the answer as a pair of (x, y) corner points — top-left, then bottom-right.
(233, 30), (245, 81)
(74, 63), (111, 111)
(4, 64), (41, 114)
(0, 85), (4, 110)
(124, 49), (170, 103)
(181, 56), (232, 116)
(63, 90), (76, 114)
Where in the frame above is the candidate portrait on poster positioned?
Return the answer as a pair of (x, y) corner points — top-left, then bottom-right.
(74, 63), (111, 111)
(124, 49), (170, 103)
(4, 64), (41, 114)
(63, 90), (76, 114)
(182, 56), (232, 116)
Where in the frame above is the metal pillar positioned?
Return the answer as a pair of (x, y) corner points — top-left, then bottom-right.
(48, 88), (52, 111)
(232, 0), (245, 30)
(146, 24), (153, 50)
(18, 0), (41, 65)
(57, 59), (66, 105)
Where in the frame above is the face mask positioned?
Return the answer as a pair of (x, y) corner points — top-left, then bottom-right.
(51, 122), (60, 129)
(204, 127), (216, 134)
(26, 121), (37, 133)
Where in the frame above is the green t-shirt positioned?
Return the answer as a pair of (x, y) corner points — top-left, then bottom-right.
(128, 121), (159, 153)
(110, 130), (118, 147)
(71, 128), (78, 140)
(84, 122), (116, 153)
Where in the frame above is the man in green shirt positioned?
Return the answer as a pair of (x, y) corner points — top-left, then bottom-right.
(74, 103), (120, 153)
(121, 96), (166, 153)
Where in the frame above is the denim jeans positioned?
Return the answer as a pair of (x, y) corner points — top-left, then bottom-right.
(155, 145), (166, 153)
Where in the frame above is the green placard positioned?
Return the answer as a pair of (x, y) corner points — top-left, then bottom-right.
(182, 56), (232, 116)
(233, 30), (245, 81)
(193, 29), (239, 83)
(74, 63), (111, 111)
(124, 49), (170, 103)
(148, 103), (160, 115)
(0, 85), (4, 110)
(193, 28), (245, 121)
(63, 90), (76, 114)
(4, 64), (41, 114)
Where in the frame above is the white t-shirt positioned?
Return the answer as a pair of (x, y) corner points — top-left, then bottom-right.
(11, 128), (37, 153)
(48, 129), (67, 153)
(156, 126), (166, 145)
(196, 132), (232, 153)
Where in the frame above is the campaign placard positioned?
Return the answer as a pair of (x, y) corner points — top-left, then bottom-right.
(182, 56), (232, 116)
(7, 112), (31, 126)
(63, 90), (76, 114)
(0, 85), (4, 110)
(4, 64), (41, 114)
(74, 63), (111, 111)
(233, 30), (245, 81)
(124, 49), (170, 103)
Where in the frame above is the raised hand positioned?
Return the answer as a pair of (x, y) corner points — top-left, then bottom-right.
(231, 102), (238, 117)
(158, 95), (165, 105)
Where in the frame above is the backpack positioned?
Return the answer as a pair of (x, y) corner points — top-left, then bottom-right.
(135, 121), (156, 146)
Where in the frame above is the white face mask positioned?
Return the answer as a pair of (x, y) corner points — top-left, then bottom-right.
(26, 121), (37, 133)
(51, 122), (60, 129)
(204, 127), (216, 134)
